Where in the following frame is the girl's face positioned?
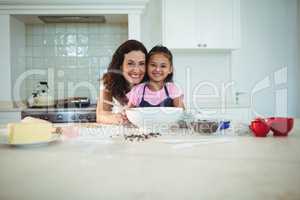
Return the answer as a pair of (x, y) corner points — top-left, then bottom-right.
(147, 53), (172, 83)
(122, 50), (146, 86)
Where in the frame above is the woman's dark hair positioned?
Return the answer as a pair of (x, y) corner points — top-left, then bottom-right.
(102, 40), (147, 105)
(145, 45), (174, 82)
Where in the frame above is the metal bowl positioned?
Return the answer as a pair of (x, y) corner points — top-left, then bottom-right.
(190, 119), (219, 134)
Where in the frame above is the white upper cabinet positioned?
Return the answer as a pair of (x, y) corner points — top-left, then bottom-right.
(162, 0), (240, 50)
(162, 0), (197, 48)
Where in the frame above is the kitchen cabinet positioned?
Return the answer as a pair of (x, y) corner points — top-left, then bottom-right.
(162, 0), (240, 50)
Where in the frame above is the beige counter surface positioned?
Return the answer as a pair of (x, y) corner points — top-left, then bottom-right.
(0, 121), (300, 200)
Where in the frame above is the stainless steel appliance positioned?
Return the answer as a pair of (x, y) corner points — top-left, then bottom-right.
(21, 97), (96, 123)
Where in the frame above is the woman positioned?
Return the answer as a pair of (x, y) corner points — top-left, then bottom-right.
(96, 40), (147, 124)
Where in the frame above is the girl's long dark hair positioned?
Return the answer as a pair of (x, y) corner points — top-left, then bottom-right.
(102, 40), (147, 105)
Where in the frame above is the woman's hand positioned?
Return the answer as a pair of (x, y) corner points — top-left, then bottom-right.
(115, 112), (129, 125)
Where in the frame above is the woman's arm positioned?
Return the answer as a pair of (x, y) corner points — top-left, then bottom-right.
(96, 89), (128, 124)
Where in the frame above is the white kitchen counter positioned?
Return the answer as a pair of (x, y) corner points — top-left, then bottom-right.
(0, 101), (25, 112)
(0, 121), (300, 200)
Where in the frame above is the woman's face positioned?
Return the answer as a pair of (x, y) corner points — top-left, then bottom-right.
(147, 53), (172, 83)
(122, 50), (146, 86)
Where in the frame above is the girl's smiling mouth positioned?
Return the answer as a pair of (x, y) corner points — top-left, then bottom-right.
(151, 72), (163, 77)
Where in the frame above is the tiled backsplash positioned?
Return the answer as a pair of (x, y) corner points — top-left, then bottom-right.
(24, 23), (128, 103)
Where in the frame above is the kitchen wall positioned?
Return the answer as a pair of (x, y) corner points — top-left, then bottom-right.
(10, 16), (26, 104)
(298, 0), (300, 116)
(173, 52), (232, 111)
(141, 0), (233, 111)
(21, 22), (128, 103)
(140, 0), (299, 117)
(288, 0), (299, 117)
(2, 0), (299, 116)
(231, 0), (299, 117)
(0, 15), (12, 106)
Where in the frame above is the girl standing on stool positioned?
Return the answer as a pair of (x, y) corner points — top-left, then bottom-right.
(127, 45), (184, 108)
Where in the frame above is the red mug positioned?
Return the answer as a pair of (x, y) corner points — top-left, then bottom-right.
(249, 118), (270, 137)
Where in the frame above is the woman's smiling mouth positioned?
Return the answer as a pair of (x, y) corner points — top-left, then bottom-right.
(129, 73), (143, 79)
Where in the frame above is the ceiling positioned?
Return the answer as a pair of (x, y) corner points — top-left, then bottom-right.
(0, 0), (148, 20)
(0, 0), (148, 6)
(13, 14), (128, 24)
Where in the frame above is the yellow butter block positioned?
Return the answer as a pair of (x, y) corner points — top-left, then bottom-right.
(8, 123), (53, 144)
(21, 116), (51, 124)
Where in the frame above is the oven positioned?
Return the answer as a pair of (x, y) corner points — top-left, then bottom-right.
(21, 106), (97, 123)
(21, 97), (97, 123)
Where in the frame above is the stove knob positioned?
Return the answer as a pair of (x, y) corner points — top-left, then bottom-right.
(57, 114), (63, 120)
(43, 116), (49, 120)
(86, 115), (91, 120)
(79, 115), (84, 120)
(71, 114), (76, 120)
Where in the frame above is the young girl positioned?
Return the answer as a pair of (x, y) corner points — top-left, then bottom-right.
(127, 45), (184, 108)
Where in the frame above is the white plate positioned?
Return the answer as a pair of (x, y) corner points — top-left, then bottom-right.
(0, 128), (61, 147)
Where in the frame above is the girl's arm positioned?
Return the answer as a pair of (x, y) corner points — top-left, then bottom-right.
(168, 82), (185, 109)
(96, 89), (128, 124)
(173, 96), (185, 109)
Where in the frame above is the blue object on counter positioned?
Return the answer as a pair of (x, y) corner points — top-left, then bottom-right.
(219, 120), (230, 130)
